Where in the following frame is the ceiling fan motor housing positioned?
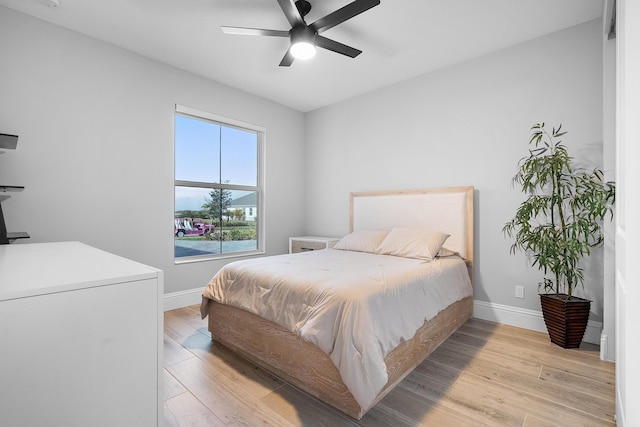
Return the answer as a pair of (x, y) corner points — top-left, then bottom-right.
(290, 25), (316, 43)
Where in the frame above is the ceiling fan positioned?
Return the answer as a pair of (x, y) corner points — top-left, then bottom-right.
(221, 0), (380, 67)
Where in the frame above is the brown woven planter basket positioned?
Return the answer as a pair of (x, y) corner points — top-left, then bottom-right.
(539, 294), (591, 349)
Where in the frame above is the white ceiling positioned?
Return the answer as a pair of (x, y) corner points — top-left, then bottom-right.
(1, 0), (604, 112)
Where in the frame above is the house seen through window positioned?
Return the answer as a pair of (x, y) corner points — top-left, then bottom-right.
(174, 105), (264, 261)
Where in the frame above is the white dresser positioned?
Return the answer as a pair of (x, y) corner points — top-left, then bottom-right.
(0, 241), (163, 426)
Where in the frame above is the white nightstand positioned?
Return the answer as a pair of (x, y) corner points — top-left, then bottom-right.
(289, 236), (340, 253)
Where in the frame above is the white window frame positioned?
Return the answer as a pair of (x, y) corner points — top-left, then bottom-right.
(174, 104), (265, 263)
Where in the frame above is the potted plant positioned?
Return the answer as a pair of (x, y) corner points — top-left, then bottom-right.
(503, 123), (615, 348)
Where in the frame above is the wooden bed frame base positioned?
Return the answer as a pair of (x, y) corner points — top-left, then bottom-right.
(207, 295), (473, 420)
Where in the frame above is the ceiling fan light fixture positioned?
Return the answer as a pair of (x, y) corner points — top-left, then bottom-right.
(290, 26), (316, 60)
(291, 41), (316, 59)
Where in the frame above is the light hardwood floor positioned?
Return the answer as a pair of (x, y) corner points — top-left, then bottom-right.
(164, 305), (615, 426)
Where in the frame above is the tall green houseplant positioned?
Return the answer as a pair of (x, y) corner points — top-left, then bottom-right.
(503, 123), (615, 348)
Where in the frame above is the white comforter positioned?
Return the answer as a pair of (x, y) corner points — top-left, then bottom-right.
(201, 248), (473, 410)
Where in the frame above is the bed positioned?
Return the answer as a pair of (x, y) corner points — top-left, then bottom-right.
(200, 186), (474, 419)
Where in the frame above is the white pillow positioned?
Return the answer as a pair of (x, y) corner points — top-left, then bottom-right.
(437, 247), (459, 257)
(375, 228), (450, 260)
(333, 230), (389, 253)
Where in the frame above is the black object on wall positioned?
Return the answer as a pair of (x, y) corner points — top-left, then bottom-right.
(0, 133), (29, 244)
(0, 200), (9, 244)
(0, 133), (19, 151)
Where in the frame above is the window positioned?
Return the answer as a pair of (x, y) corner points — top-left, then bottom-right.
(174, 105), (264, 261)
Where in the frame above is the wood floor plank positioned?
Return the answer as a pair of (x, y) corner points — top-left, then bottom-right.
(164, 390), (225, 427)
(164, 310), (209, 343)
(168, 303), (210, 335)
(434, 346), (540, 388)
(164, 306), (616, 426)
(412, 357), (463, 385)
(522, 414), (559, 427)
(372, 380), (493, 427)
(164, 334), (196, 367)
(259, 384), (360, 426)
(522, 413), (611, 427)
(167, 355), (293, 426)
(440, 336), (542, 377)
(164, 369), (187, 400)
(400, 369), (527, 426)
(482, 340), (615, 385)
(539, 365), (615, 402)
(353, 403), (418, 427)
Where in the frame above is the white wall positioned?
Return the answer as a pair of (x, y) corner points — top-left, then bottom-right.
(304, 20), (606, 320)
(0, 8), (609, 326)
(0, 7), (306, 295)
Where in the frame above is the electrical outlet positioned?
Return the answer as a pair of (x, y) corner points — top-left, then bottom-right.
(515, 285), (525, 299)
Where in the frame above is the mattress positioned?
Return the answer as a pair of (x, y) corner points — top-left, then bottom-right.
(201, 248), (473, 410)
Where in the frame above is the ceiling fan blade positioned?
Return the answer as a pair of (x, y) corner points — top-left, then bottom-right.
(310, 0), (380, 34)
(279, 49), (295, 67)
(221, 26), (289, 37)
(277, 0), (305, 28)
(316, 35), (362, 58)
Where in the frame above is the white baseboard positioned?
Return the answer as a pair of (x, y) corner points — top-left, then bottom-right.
(164, 288), (203, 311)
(600, 334), (609, 360)
(473, 299), (602, 345)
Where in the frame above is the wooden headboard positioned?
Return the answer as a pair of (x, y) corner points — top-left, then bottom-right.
(350, 186), (474, 281)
